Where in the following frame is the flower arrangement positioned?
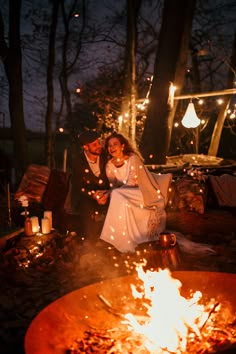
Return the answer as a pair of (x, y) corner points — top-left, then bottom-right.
(18, 195), (29, 218)
(18, 195), (34, 236)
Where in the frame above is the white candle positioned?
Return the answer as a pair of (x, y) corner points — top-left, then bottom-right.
(41, 218), (51, 234)
(30, 216), (40, 234)
(43, 210), (52, 231)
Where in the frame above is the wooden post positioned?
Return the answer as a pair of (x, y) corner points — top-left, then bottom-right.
(7, 183), (12, 227)
(63, 149), (67, 172)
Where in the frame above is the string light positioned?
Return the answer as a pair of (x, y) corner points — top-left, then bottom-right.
(118, 115), (123, 123)
(217, 98), (224, 105)
(227, 104), (236, 119)
(118, 115), (123, 130)
(168, 83), (177, 107)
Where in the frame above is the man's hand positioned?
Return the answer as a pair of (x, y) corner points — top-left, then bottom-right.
(93, 190), (109, 205)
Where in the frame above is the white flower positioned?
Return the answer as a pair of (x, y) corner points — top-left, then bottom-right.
(18, 195), (29, 208)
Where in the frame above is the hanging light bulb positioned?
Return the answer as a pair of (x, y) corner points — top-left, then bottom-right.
(181, 100), (201, 128)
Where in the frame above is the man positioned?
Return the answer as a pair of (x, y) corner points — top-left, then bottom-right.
(71, 130), (110, 241)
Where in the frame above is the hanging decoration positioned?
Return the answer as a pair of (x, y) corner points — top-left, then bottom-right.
(181, 101), (201, 128)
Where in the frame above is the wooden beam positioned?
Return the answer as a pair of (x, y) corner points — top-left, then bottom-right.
(174, 88), (236, 100)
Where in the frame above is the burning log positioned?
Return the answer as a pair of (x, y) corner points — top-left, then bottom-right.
(66, 329), (116, 353)
(66, 320), (236, 353)
(66, 328), (151, 353)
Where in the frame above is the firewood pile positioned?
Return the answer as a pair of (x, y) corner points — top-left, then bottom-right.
(67, 328), (148, 354)
(66, 318), (236, 354)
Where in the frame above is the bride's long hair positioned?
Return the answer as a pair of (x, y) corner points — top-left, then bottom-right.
(105, 132), (143, 160)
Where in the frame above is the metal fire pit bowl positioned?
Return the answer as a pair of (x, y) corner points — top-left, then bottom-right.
(25, 271), (236, 354)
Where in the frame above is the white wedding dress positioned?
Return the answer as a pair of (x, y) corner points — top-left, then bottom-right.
(100, 154), (166, 253)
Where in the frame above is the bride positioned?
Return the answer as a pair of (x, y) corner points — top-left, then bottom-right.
(99, 132), (166, 253)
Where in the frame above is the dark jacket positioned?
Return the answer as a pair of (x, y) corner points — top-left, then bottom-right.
(71, 151), (109, 217)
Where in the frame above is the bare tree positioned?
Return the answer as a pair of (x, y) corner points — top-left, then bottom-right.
(208, 31), (236, 156)
(0, 0), (28, 180)
(140, 0), (196, 164)
(120, 0), (141, 144)
(58, 0), (87, 125)
(45, 0), (60, 169)
(140, 0), (195, 164)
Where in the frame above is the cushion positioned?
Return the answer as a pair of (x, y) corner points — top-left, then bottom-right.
(168, 177), (208, 214)
(15, 164), (51, 203)
(43, 170), (70, 211)
(209, 174), (236, 207)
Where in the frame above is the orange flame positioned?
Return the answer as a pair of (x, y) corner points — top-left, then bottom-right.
(123, 266), (218, 353)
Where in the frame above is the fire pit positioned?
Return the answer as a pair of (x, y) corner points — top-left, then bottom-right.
(25, 271), (236, 354)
